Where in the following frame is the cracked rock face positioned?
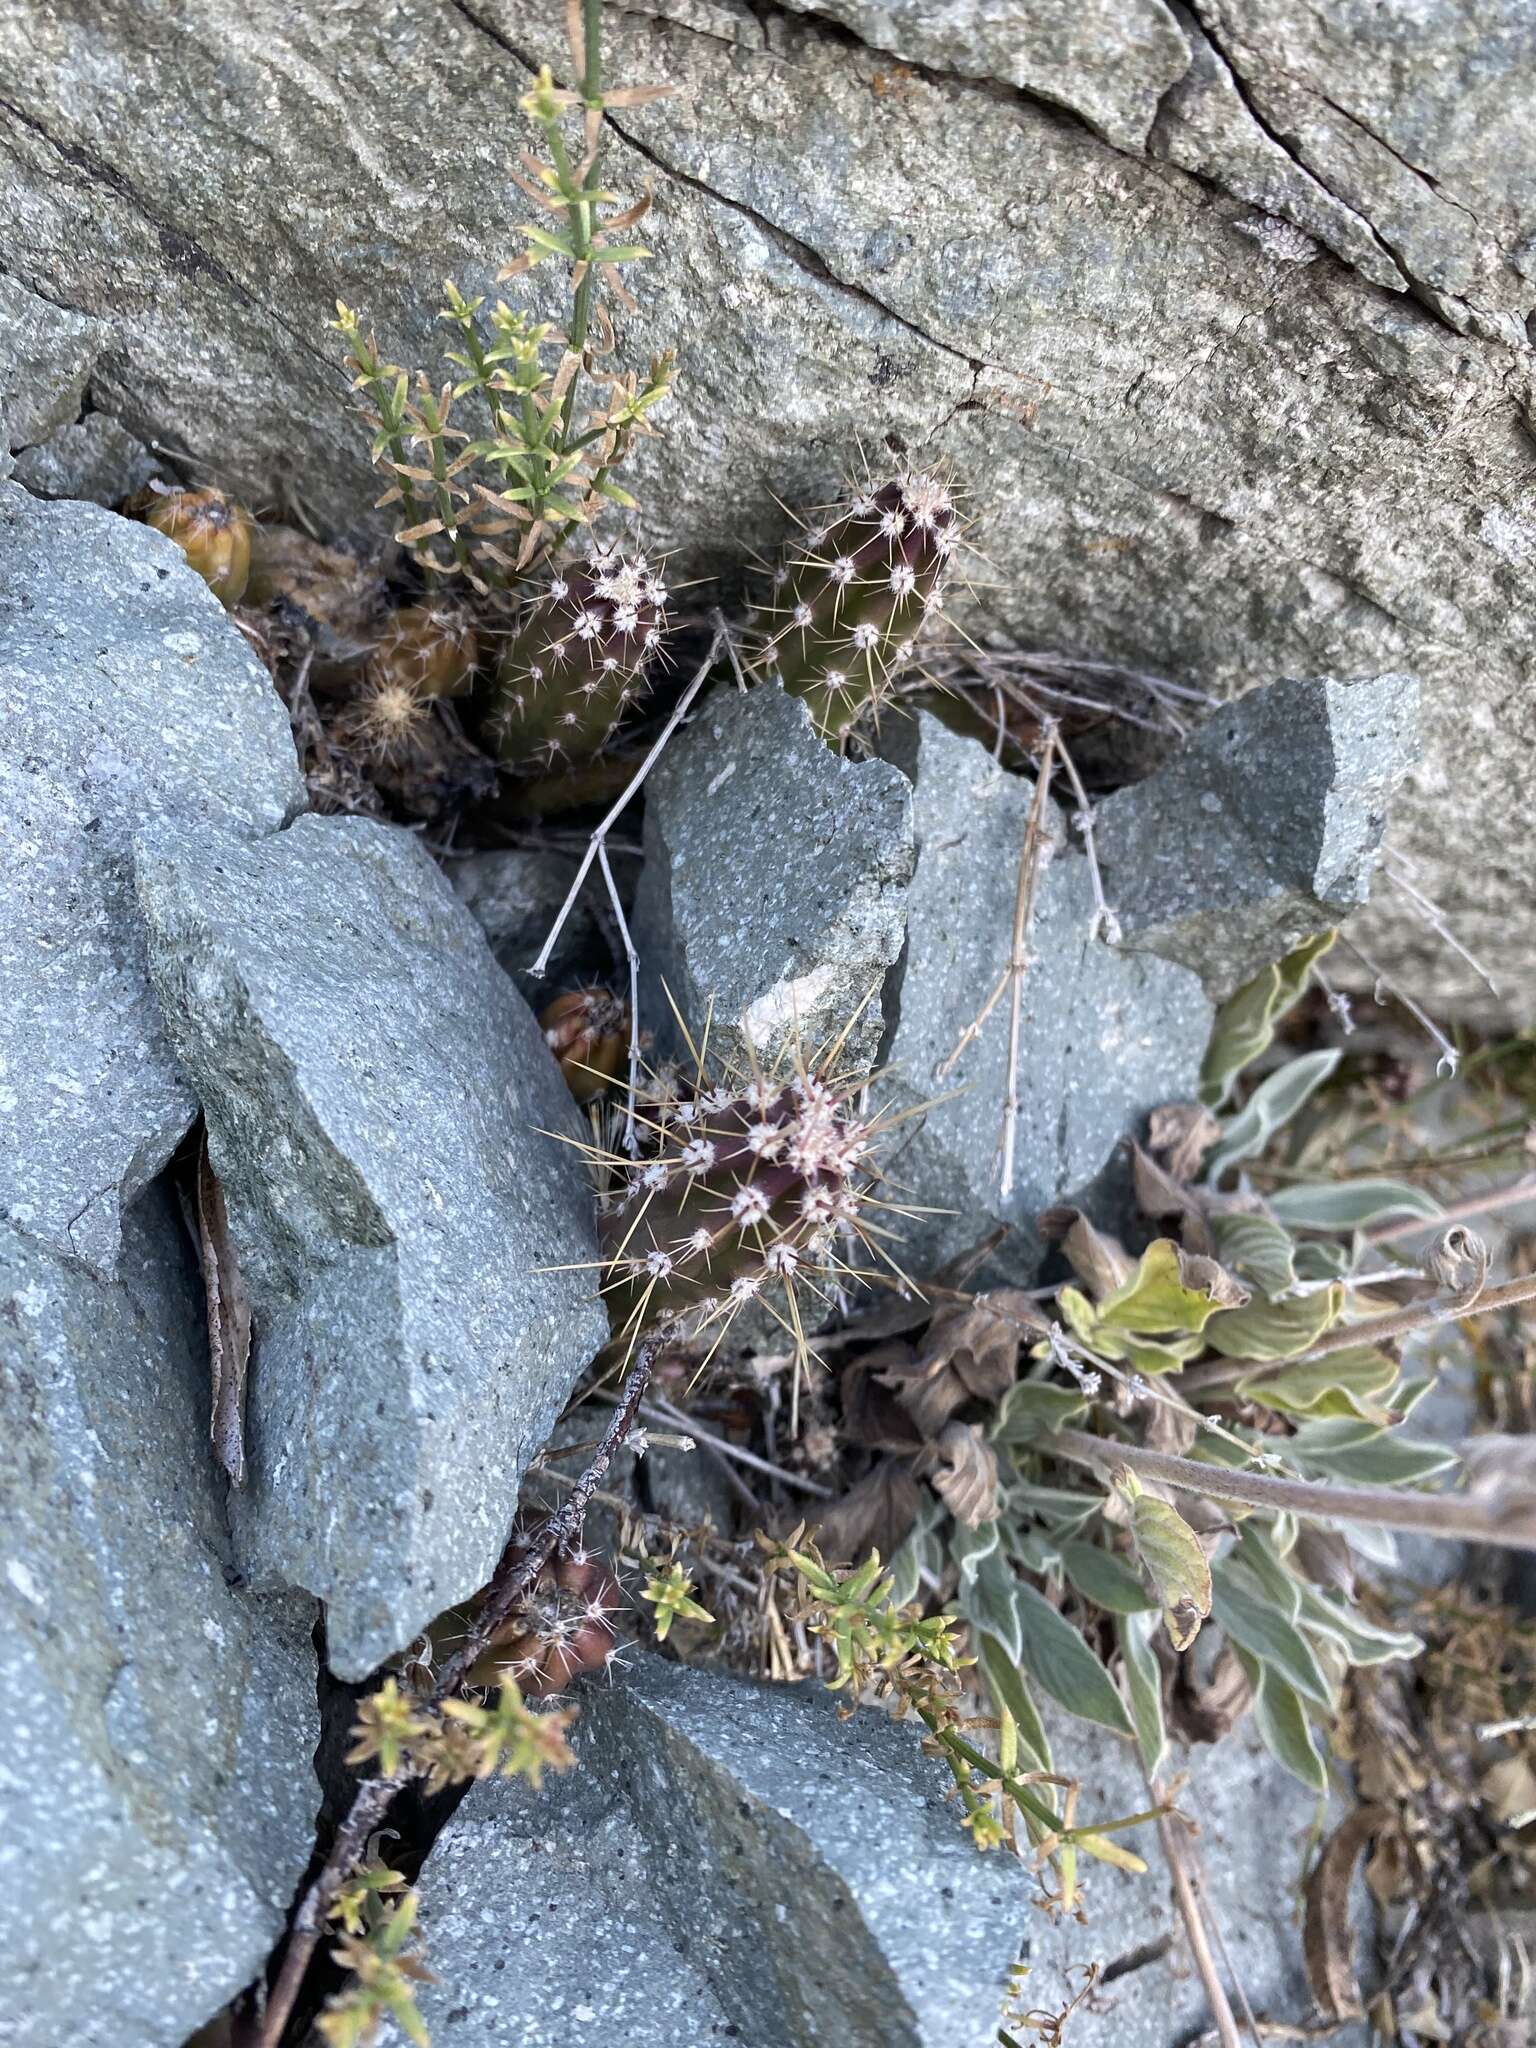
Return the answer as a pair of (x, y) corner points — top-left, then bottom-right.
(874, 713), (1212, 1282)
(0, 1187), (319, 2048)
(2, 0), (1532, 1015)
(1095, 671), (1421, 998)
(633, 684), (916, 1074)
(0, 483), (305, 1276)
(12, 410), (157, 505)
(134, 813), (610, 1680)
(0, 273), (103, 452)
(402, 1655), (1028, 2048)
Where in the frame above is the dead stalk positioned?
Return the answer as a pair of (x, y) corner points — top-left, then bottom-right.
(1050, 1426), (1536, 1549)
(254, 1342), (659, 2048)
(1147, 1776), (1246, 2048)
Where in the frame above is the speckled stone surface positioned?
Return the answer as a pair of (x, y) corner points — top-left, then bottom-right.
(400, 1655), (1029, 2047)
(134, 813), (609, 1679)
(873, 712), (1212, 1283)
(1095, 673), (1421, 998)
(0, 1187), (318, 2048)
(0, 482), (304, 1275)
(634, 684), (915, 1074)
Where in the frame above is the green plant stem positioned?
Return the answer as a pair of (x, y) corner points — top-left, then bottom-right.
(1049, 1425), (1536, 1550)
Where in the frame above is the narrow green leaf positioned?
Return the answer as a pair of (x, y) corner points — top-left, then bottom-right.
(1206, 1049), (1342, 1183)
(1240, 1342), (1399, 1423)
(1287, 1419), (1460, 1486)
(1118, 1609), (1168, 1777)
(1293, 1583), (1422, 1665)
(950, 1516), (1001, 1587)
(1206, 1284), (1344, 1362)
(1014, 1580), (1134, 1736)
(1238, 1649), (1328, 1791)
(958, 1548), (1026, 1663)
(977, 1633), (1054, 1775)
(1267, 1180), (1444, 1231)
(1057, 1539), (1156, 1615)
(1212, 1566), (1334, 1706)
(1231, 1524), (1302, 1619)
(1200, 932), (1337, 1107)
(993, 1380), (1089, 1444)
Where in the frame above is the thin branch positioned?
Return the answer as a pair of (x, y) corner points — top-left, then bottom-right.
(597, 840), (642, 1153)
(256, 1341), (660, 2048)
(529, 622), (726, 980)
(1338, 933), (1461, 1079)
(1365, 1174), (1536, 1247)
(1382, 851), (1501, 1000)
(1147, 1776), (1246, 2048)
(589, 1387), (836, 1497)
(1000, 726), (1059, 1198)
(1050, 1426), (1536, 1550)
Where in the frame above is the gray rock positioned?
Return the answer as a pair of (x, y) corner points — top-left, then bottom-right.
(12, 410), (158, 505)
(633, 685), (915, 1073)
(0, 273), (102, 450)
(450, 844), (606, 1002)
(402, 1655), (1029, 2046)
(774, 0), (1192, 153)
(0, 1187), (318, 2048)
(874, 713), (1211, 1282)
(133, 812), (610, 1679)
(0, 482), (304, 1275)
(5, 0), (1535, 1018)
(1019, 1708), (1371, 2046)
(1094, 673), (1421, 999)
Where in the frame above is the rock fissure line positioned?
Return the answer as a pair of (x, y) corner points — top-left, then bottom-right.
(0, 94), (339, 380)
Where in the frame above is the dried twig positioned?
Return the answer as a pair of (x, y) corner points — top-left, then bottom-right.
(1148, 1779), (1245, 2048)
(1383, 851), (1501, 1000)
(1000, 726), (1059, 1198)
(255, 1341), (660, 2048)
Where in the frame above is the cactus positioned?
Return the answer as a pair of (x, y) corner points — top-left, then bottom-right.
(477, 545), (667, 772)
(541, 989), (628, 1104)
(129, 484), (254, 607)
(368, 602), (479, 701)
(595, 1048), (895, 1355)
(758, 471), (959, 740)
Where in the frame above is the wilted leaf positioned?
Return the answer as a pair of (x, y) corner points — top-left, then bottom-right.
(1146, 1101), (1223, 1183)
(1205, 1048), (1343, 1184)
(1479, 1754), (1536, 1829)
(810, 1458), (921, 1565)
(1169, 1636), (1251, 1747)
(1059, 1239), (1247, 1373)
(1239, 1342), (1399, 1422)
(1267, 1180), (1444, 1231)
(195, 1129), (250, 1487)
(840, 1348), (926, 1452)
(1039, 1209), (1133, 1297)
(923, 1421), (1000, 1527)
(1013, 1580), (1134, 1736)
(1130, 1142), (1211, 1249)
(1288, 1523), (1357, 1600)
(1115, 1469), (1212, 1650)
(1117, 1609), (1168, 1774)
(879, 1292), (1034, 1438)
(1304, 1805), (1388, 2020)
(1200, 932), (1336, 1107)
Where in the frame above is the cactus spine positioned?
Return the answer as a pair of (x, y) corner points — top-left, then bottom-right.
(759, 471), (959, 740)
(477, 546), (667, 772)
(130, 484), (255, 607)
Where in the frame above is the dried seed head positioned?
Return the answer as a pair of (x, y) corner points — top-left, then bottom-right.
(540, 989), (629, 1104)
(331, 665), (435, 764)
(130, 484), (254, 607)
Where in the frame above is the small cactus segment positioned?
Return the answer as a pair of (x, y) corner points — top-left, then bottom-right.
(596, 1051), (896, 1354)
(368, 603), (479, 701)
(760, 471), (958, 740)
(129, 485), (254, 607)
(540, 989), (628, 1104)
(478, 546), (667, 771)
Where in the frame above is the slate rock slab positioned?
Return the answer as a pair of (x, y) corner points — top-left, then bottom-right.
(1094, 673), (1421, 999)
(12, 410), (158, 506)
(875, 713), (1212, 1283)
(0, 273), (103, 452)
(634, 685), (915, 1073)
(0, 1187), (318, 2048)
(401, 1655), (1028, 2047)
(0, 482), (304, 1275)
(134, 812), (610, 1679)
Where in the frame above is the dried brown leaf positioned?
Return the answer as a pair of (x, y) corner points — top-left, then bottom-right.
(1040, 1207), (1133, 1297)
(876, 1291), (1033, 1438)
(195, 1129), (250, 1487)
(1304, 1805), (1389, 2020)
(840, 1347), (926, 1452)
(809, 1458), (922, 1565)
(921, 1422), (1000, 1528)
(1147, 1101), (1221, 1183)
(1289, 1523), (1358, 1600)
(1168, 1637), (1251, 1746)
